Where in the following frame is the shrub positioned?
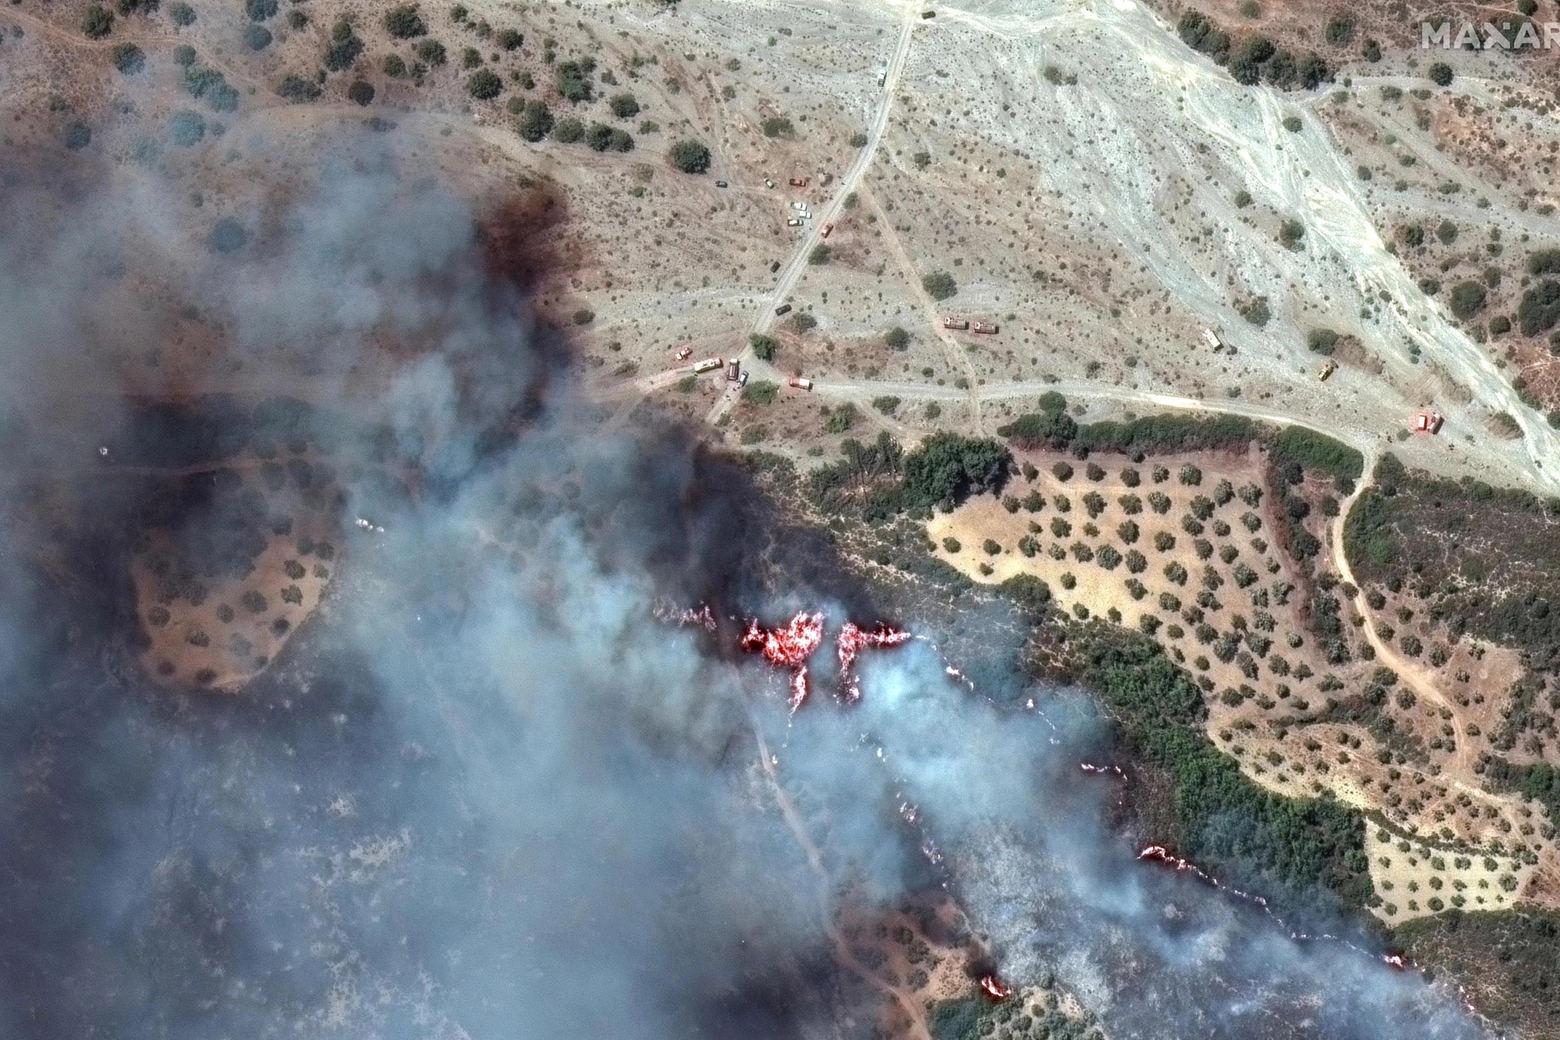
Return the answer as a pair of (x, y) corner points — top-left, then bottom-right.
(276, 74), (321, 102)
(1306, 328), (1339, 355)
(325, 18), (365, 71)
(1518, 279), (1560, 336)
(243, 24), (272, 50)
(1279, 220), (1305, 249)
(168, 1), (195, 25)
(669, 139), (711, 173)
(808, 244), (832, 265)
(82, 5), (114, 38)
(111, 42), (144, 73)
(385, 4), (427, 36)
(1052, 461), (1073, 481)
(824, 403), (858, 434)
(1448, 280), (1486, 319)
(1427, 62), (1452, 87)
(1179, 464), (1202, 486)
(749, 334), (777, 362)
(983, 538), (1002, 556)
(556, 60), (595, 102)
(347, 80), (375, 105)
(169, 109), (206, 144)
(207, 218), (248, 254)
(791, 312), (817, 332)
(1281, 116), (1302, 133)
(761, 116), (793, 137)
(1154, 531), (1176, 552)
(609, 93), (640, 118)
(245, 0), (278, 20)
(1324, 13), (1355, 46)
(884, 326), (909, 350)
(498, 28), (523, 50)
(62, 123), (92, 150)
(173, 43), (197, 65)
(743, 381), (779, 406)
(872, 396), (900, 416)
(1126, 549), (1147, 574)
(922, 271), (957, 300)
(518, 99), (553, 141)
(415, 38), (447, 65)
(1527, 249), (1560, 276)
(552, 117), (585, 143)
(468, 68), (503, 99)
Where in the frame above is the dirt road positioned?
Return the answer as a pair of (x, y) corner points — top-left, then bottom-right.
(706, 7), (919, 425)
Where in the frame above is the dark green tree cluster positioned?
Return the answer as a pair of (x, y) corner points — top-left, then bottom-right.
(1178, 10), (1330, 89)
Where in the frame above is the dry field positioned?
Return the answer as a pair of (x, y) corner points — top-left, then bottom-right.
(130, 458), (342, 690)
(928, 444), (1554, 923)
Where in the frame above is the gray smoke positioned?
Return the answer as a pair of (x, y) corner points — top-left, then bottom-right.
(0, 143), (1499, 1040)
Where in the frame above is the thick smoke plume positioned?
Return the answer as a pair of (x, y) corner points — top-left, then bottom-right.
(0, 144), (1496, 1040)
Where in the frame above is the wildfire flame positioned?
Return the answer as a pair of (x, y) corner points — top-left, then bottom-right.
(836, 621), (911, 702)
(740, 612), (826, 711)
(978, 974), (1012, 1001)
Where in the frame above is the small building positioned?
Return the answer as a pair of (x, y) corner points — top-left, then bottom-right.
(1201, 328), (1222, 351)
(942, 317), (970, 330)
(971, 320), (998, 335)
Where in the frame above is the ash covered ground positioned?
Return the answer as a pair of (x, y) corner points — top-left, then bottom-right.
(0, 142), (1501, 1040)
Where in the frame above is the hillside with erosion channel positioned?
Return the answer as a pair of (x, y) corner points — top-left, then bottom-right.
(741, 397), (1560, 1037)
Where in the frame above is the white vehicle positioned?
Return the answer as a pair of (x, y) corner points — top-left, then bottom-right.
(877, 69), (886, 86)
(791, 201), (806, 210)
(765, 178), (775, 188)
(1200, 328), (1222, 351)
(692, 357), (724, 374)
(787, 217), (802, 226)
(789, 376), (813, 390)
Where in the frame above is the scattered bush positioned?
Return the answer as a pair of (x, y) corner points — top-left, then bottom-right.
(1427, 62), (1452, 87)
(347, 80), (375, 105)
(415, 38), (447, 65)
(884, 326), (909, 350)
(325, 17), (366, 71)
(761, 116), (793, 137)
(168, 1), (195, 25)
(169, 109), (206, 145)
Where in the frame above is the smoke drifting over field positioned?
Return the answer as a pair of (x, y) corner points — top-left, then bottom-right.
(0, 149), (1492, 1040)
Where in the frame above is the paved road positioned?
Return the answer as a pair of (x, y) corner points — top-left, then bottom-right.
(704, 8), (919, 424)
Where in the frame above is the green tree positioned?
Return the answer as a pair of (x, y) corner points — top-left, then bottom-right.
(557, 59), (595, 102)
(498, 28), (523, 50)
(384, 4), (427, 37)
(609, 93), (640, 118)
(168, 2), (195, 25)
(111, 42), (144, 73)
(902, 432), (1012, 510)
(743, 381), (779, 405)
(922, 271), (957, 300)
(884, 326), (909, 350)
(1448, 280), (1487, 319)
(808, 244), (832, 265)
(749, 334), (777, 361)
(518, 99), (553, 141)
(415, 39), (447, 65)
(1428, 62), (1453, 86)
(347, 80), (375, 105)
(325, 18), (365, 71)
(552, 118), (585, 143)
(82, 5), (114, 38)
(467, 68), (502, 99)
(669, 139), (711, 173)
